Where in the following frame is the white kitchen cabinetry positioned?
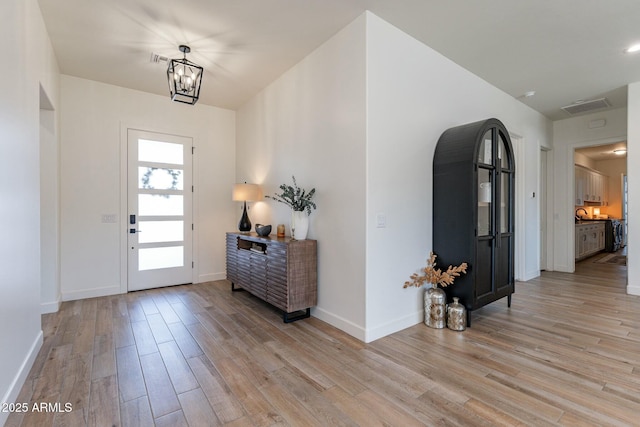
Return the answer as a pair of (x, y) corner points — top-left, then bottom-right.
(575, 165), (608, 206)
(575, 167), (585, 205)
(575, 222), (605, 260)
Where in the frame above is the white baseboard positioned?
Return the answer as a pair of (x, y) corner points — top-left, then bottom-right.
(364, 311), (424, 343)
(61, 276), (228, 301)
(520, 270), (541, 282)
(62, 285), (122, 301)
(627, 283), (640, 296)
(311, 307), (367, 342)
(40, 296), (61, 314)
(312, 306), (424, 343)
(0, 330), (43, 427)
(552, 264), (572, 273)
(197, 272), (226, 283)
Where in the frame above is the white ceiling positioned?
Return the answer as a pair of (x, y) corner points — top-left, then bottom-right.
(576, 142), (627, 161)
(38, 0), (640, 120)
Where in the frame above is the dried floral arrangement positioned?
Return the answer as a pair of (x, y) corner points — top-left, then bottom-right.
(404, 251), (468, 288)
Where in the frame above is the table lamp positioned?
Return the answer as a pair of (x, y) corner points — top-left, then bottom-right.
(232, 183), (262, 232)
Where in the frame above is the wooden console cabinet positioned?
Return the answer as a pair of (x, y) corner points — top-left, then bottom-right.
(226, 232), (317, 322)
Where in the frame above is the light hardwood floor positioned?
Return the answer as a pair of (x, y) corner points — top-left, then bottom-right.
(6, 255), (639, 426)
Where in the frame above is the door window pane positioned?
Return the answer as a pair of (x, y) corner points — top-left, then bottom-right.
(139, 246), (184, 271)
(478, 168), (492, 236)
(138, 221), (183, 244)
(138, 139), (183, 165)
(478, 130), (492, 164)
(139, 167), (183, 190)
(501, 172), (510, 233)
(499, 133), (510, 169)
(139, 194), (184, 216)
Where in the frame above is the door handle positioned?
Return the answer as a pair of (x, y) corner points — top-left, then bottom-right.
(129, 228), (142, 234)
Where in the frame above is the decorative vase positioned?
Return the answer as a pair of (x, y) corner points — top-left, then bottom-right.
(291, 210), (309, 240)
(424, 285), (446, 328)
(238, 201), (251, 232)
(447, 297), (466, 331)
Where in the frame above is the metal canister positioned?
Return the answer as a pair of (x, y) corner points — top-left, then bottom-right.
(447, 297), (466, 331)
(424, 286), (447, 328)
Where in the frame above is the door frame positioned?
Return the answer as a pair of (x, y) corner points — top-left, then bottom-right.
(510, 132), (526, 282)
(539, 147), (551, 271)
(119, 123), (199, 293)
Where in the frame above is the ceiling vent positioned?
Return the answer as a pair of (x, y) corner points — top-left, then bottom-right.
(561, 98), (610, 115)
(149, 53), (168, 64)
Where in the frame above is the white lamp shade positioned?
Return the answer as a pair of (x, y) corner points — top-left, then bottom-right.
(232, 183), (262, 201)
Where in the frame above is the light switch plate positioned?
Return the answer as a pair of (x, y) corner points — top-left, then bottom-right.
(101, 214), (117, 223)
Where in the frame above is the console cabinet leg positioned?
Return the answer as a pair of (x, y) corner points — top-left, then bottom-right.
(283, 308), (310, 323)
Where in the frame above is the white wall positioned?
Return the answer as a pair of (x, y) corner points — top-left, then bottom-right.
(60, 76), (236, 301)
(364, 13), (550, 341)
(237, 12), (550, 342)
(0, 0), (60, 421)
(627, 83), (640, 295)
(236, 14), (368, 338)
(551, 108), (627, 272)
(574, 151), (596, 169)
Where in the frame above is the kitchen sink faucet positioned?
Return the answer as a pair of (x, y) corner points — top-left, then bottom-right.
(575, 208), (588, 220)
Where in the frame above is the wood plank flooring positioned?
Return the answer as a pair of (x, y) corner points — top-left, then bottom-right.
(6, 256), (639, 426)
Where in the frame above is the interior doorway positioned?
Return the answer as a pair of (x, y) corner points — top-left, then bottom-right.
(39, 85), (60, 313)
(572, 141), (627, 277)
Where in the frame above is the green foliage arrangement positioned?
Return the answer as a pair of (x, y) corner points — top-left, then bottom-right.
(266, 176), (317, 215)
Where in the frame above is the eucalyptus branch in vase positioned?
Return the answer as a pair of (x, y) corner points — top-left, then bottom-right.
(266, 175), (317, 215)
(266, 176), (317, 240)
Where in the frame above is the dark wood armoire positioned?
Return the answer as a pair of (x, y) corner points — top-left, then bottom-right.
(433, 118), (515, 326)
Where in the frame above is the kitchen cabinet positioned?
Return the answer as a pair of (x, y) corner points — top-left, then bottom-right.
(575, 165), (608, 205)
(433, 118), (515, 326)
(575, 222), (605, 260)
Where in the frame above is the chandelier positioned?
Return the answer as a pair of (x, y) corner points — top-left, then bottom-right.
(167, 45), (203, 105)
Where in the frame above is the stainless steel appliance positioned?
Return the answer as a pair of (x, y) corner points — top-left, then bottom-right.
(605, 219), (623, 252)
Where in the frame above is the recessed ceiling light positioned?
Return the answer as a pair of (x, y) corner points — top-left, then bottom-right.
(624, 43), (640, 53)
(613, 148), (627, 155)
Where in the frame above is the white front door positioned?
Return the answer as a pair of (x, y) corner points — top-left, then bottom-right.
(127, 129), (193, 291)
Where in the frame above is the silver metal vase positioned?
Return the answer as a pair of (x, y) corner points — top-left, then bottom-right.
(447, 297), (466, 331)
(424, 285), (446, 328)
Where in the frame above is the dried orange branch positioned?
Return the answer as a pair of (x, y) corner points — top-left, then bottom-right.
(403, 251), (468, 288)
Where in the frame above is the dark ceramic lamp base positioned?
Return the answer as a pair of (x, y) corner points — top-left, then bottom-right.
(238, 201), (251, 232)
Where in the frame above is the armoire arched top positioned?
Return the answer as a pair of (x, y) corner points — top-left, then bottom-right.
(434, 118), (514, 170)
